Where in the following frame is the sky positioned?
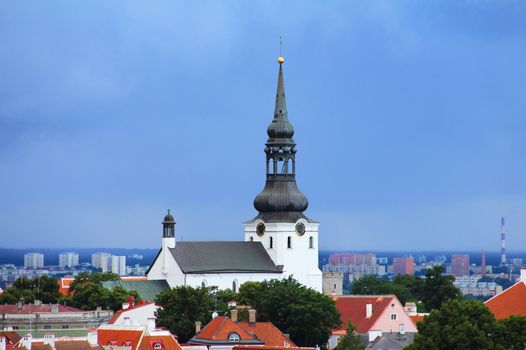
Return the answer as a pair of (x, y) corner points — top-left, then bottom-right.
(1, 1), (526, 251)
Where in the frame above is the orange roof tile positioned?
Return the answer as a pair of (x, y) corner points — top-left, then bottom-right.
(332, 295), (395, 333)
(58, 277), (76, 296)
(138, 335), (182, 350)
(195, 317), (257, 342)
(97, 328), (144, 350)
(485, 281), (526, 320)
(237, 322), (296, 347)
(409, 315), (425, 325)
(234, 346), (315, 350)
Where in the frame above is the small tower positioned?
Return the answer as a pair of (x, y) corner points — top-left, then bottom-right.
(244, 56), (322, 291)
(162, 210), (176, 275)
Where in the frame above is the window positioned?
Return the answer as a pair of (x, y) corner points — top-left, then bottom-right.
(12, 326), (19, 330)
(269, 237), (273, 249)
(250, 236), (253, 242)
(153, 342), (163, 349)
(62, 325), (69, 329)
(232, 280), (238, 293)
(228, 333), (240, 342)
(390, 313), (397, 320)
(333, 283), (337, 289)
(43, 325), (51, 329)
(287, 236), (292, 248)
(309, 236), (314, 248)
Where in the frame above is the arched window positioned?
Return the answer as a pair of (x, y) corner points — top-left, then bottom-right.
(201, 279), (207, 288)
(232, 280), (238, 292)
(309, 236), (314, 249)
(269, 237), (273, 248)
(153, 342), (163, 349)
(250, 236), (254, 242)
(228, 332), (240, 342)
(287, 236), (292, 249)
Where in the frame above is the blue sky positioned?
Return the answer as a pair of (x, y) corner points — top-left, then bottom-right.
(1, 1), (526, 250)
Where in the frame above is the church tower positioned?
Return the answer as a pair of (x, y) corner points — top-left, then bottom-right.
(244, 57), (322, 291)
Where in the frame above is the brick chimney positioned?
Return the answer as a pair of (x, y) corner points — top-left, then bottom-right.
(249, 309), (256, 326)
(195, 321), (202, 334)
(231, 309), (238, 322)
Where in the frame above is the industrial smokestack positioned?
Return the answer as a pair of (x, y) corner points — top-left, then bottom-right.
(501, 217), (506, 265)
(481, 251), (486, 275)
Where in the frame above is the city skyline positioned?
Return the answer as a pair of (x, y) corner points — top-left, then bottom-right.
(1, 1), (526, 250)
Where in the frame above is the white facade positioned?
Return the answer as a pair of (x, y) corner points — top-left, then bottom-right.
(112, 303), (159, 327)
(243, 220), (322, 291)
(92, 252), (112, 272)
(59, 252), (79, 268)
(111, 256), (126, 276)
(24, 253), (44, 268)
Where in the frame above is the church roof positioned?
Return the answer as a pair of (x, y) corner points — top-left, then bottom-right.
(169, 241), (282, 274)
(101, 280), (170, 302)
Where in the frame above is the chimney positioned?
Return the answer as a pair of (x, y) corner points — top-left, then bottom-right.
(366, 304), (373, 319)
(249, 309), (256, 326)
(122, 302), (130, 310)
(51, 304), (59, 313)
(128, 295), (135, 307)
(34, 300), (42, 307)
(17, 298), (24, 310)
(0, 336), (6, 350)
(195, 321), (202, 334)
(43, 334), (55, 347)
(21, 335), (32, 350)
(520, 269), (526, 283)
(147, 318), (156, 332)
(399, 324), (405, 335)
(231, 309), (238, 322)
(368, 330), (381, 342)
(87, 329), (98, 345)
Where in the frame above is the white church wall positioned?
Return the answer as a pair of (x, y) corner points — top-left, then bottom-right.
(147, 244), (185, 288)
(244, 220), (322, 292)
(185, 272), (283, 292)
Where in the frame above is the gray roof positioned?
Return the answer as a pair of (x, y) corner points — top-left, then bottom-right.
(365, 333), (416, 350)
(101, 279), (170, 302)
(170, 241), (282, 274)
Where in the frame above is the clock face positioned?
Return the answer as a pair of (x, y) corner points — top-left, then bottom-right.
(295, 222), (306, 236)
(256, 222), (266, 236)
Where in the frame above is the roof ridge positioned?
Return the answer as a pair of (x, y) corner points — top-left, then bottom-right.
(484, 280), (524, 304)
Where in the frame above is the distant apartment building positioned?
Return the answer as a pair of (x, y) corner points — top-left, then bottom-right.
(452, 254), (470, 277)
(453, 275), (502, 297)
(111, 256), (126, 276)
(323, 253), (386, 277)
(23, 253), (44, 268)
(91, 253), (112, 272)
(392, 257), (415, 276)
(59, 252), (79, 268)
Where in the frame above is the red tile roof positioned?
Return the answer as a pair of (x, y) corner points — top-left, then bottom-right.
(138, 335), (182, 350)
(234, 346), (315, 350)
(97, 328), (144, 350)
(0, 331), (22, 347)
(58, 277), (76, 296)
(409, 315), (425, 325)
(195, 317), (257, 342)
(237, 322), (296, 347)
(0, 304), (84, 314)
(332, 295), (395, 333)
(485, 281), (526, 320)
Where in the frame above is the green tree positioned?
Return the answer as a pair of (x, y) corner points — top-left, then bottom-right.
(407, 299), (526, 350)
(351, 276), (392, 295)
(0, 276), (60, 304)
(494, 315), (526, 350)
(68, 272), (120, 293)
(420, 266), (460, 311)
(334, 322), (365, 350)
(155, 286), (215, 343)
(238, 277), (341, 347)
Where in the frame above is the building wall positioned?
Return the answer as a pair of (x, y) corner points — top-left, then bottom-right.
(452, 255), (470, 277)
(370, 297), (418, 333)
(24, 253), (44, 268)
(243, 220), (322, 291)
(59, 252), (79, 268)
(322, 272), (343, 296)
(92, 253), (112, 272)
(186, 272), (283, 291)
(111, 256), (126, 276)
(112, 304), (159, 327)
(393, 257), (414, 276)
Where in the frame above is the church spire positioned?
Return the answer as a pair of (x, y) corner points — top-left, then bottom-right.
(252, 57), (310, 223)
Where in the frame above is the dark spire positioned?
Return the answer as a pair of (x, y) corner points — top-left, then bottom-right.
(162, 209), (175, 238)
(252, 57), (311, 223)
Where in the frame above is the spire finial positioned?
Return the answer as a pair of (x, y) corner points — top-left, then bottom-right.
(277, 36), (285, 64)
(167, 209), (170, 215)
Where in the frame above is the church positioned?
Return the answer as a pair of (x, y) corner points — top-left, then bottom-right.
(146, 56), (322, 292)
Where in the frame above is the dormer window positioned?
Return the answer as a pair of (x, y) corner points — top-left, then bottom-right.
(228, 332), (240, 342)
(152, 341), (163, 349)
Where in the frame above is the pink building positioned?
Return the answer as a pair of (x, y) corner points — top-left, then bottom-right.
(329, 295), (418, 348)
(392, 257), (414, 276)
(329, 253), (376, 266)
(452, 254), (470, 277)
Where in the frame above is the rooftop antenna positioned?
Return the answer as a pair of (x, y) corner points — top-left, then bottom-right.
(279, 35), (283, 57)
